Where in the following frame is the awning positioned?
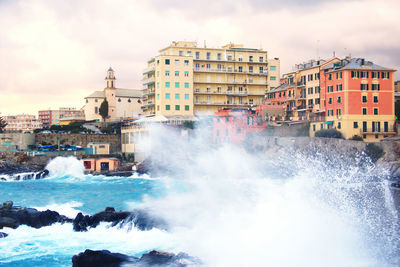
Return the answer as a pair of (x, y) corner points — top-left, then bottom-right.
(325, 121), (333, 125)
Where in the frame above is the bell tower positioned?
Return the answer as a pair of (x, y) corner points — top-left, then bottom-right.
(105, 67), (116, 88)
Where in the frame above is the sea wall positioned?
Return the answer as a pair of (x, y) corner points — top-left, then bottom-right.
(0, 133), (35, 151)
(35, 133), (121, 153)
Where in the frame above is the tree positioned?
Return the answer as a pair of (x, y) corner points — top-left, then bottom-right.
(315, 129), (343, 139)
(99, 99), (109, 122)
(0, 116), (7, 133)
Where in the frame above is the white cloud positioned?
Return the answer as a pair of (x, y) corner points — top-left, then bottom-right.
(0, 0), (399, 115)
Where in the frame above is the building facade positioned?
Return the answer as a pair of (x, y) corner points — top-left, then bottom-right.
(141, 41), (280, 118)
(38, 108), (84, 127)
(213, 108), (265, 144)
(84, 68), (142, 122)
(3, 114), (42, 132)
(310, 58), (396, 141)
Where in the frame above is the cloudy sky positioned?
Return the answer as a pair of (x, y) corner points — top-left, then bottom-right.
(0, 0), (399, 115)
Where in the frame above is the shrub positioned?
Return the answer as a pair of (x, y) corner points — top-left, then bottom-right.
(364, 143), (384, 162)
(350, 135), (363, 141)
(314, 129), (343, 139)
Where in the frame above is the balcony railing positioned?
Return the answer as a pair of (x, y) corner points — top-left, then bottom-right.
(193, 57), (267, 64)
(193, 79), (267, 85)
(193, 68), (268, 76)
(142, 76), (155, 85)
(360, 127), (396, 134)
(142, 66), (155, 74)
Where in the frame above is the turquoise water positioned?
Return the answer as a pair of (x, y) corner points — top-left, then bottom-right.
(1, 149), (399, 266)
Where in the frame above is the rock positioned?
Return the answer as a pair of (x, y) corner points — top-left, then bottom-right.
(72, 249), (135, 267)
(2, 201), (13, 210)
(72, 207), (167, 232)
(0, 232), (8, 238)
(72, 249), (199, 267)
(0, 203), (71, 229)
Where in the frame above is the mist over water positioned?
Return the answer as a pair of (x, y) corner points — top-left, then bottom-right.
(131, 125), (400, 267)
(0, 124), (399, 266)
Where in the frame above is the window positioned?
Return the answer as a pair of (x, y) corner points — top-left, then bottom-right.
(175, 93), (180, 99)
(185, 94), (189, 100)
(175, 71), (179, 77)
(195, 52), (200, 59)
(353, 122), (358, 128)
(328, 86), (334, 92)
(372, 84), (380, 91)
(249, 66), (253, 73)
(351, 71), (359, 78)
(363, 121), (367, 132)
(175, 82), (180, 88)
(374, 108), (378, 115)
(372, 72), (378, 78)
(157, 94), (160, 100)
(184, 71), (189, 77)
(225, 117), (229, 122)
(179, 51), (183, 56)
(206, 52), (211, 60)
(313, 124), (316, 131)
(362, 108), (367, 115)
(157, 82), (160, 88)
(373, 96), (378, 103)
(259, 56), (264, 62)
(249, 55), (253, 62)
(95, 99), (98, 102)
(174, 59), (179, 65)
(362, 95), (367, 103)
(338, 122), (341, 129)
(336, 84), (342, 91)
(270, 66), (276, 70)
(361, 71), (369, 78)
(382, 72), (390, 79)
(328, 98), (332, 104)
(328, 74), (332, 80)
(185, 105), (189, 111)
(165, 82), (170, 88)
(337, 96), (341, 103)
(259, 67), (264, 73)
(184, 60), (189, 66)
(336, 72), (342, 79)
(166, 105), (170, 110)
(165, 71), (170, 76)
(238, 66), (243, 72)
(336, 109), (342, 116)
(175, 105), (180, 110)
(217, 53), (221, 60)
(184, 82), (189, 89)
(207, 87), (211, 93)
(270, 76), (276, 80)
(384, 122), (388, 132)
(165, 59), (170, 65)
(165, 93), (170, 99)
(361, 84), (368, 90)
(315, 86), (320, 93)
(95, 107), (98, 113)
(206, 63), (211, 69)
(118, 98), (121, 102)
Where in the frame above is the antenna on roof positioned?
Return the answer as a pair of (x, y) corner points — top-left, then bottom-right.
(333, 51), (336, 57)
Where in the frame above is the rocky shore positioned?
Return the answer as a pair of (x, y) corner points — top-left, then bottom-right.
(72, 249), (199, 267)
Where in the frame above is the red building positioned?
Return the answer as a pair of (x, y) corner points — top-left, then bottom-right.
(311, 57), (396, 141)
(213, 108), (265, 144)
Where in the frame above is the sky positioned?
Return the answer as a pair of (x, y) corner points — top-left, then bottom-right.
(0, 0), (399, 115)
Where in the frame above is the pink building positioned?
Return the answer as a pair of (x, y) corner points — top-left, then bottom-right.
(4, 114), (42, 132)
(213, 108), (265, 144)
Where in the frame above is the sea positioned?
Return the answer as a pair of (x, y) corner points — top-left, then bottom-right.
(0, 126), (399, 267)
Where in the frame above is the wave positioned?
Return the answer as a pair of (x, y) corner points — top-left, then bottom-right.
(33, 201), (84, 218)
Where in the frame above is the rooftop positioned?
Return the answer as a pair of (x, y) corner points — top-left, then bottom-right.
(323, 57), (396, 72)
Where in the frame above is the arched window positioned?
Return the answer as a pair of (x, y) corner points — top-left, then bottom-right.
(118, 98), (121, 102)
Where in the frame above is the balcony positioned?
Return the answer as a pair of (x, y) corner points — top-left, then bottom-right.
(193, 57), (267, 64)
(143, 91), (155, 97)
(142, 77), (155, 85)
(141, 103), (155, 110)
(142, 66), (155, 74)
(193, 79), (267, 85)
(194, 101), (253, 106)
(193, 68), (268, 76)
(360, 127), (396, 135)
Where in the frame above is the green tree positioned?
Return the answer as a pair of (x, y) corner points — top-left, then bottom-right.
(99, 99), (109, 122)
(0, 116), (7, 133)
(315, 129), (343, 139)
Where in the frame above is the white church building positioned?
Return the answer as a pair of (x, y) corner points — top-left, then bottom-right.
(84, 68), (142, 122)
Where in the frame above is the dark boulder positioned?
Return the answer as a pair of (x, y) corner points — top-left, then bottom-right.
(72, 249), (199, 267)
(0, 201), (71, 229)
(0, 232), (8, 238)
(72, 207), (167, 232)
(72, 249), (135, 267)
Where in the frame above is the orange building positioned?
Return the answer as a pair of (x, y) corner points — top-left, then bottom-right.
(311, 58), (396, 141)
(82, 158), (120, 172)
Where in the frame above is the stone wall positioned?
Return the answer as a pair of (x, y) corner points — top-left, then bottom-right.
(0, 133), (35, 151)
(35, 133), (121, 153)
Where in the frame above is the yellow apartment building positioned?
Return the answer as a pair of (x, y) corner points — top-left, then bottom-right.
(141, 41), (280, 117)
